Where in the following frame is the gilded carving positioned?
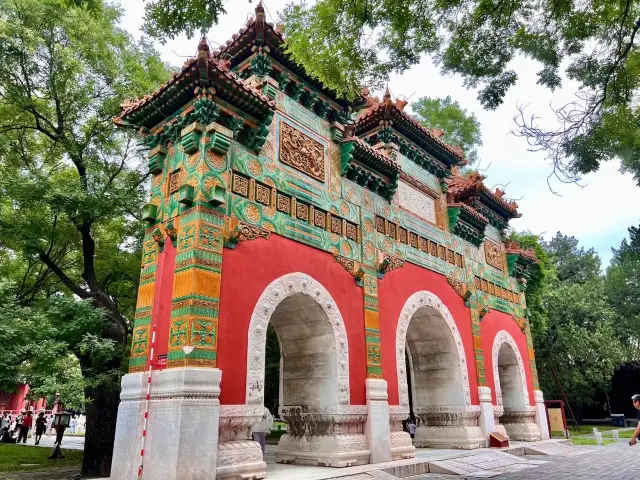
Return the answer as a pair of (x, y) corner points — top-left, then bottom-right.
(378, 254), (404, 275)
(331, 216), (342, 235)
(169, 168), (182, 194)
(255, 183), (271, 206)
(279, 121), (325, 182)
(484, 239), (504, 270)
(232, 173), (249, 197)
(314, 209), (327, 229)
(345, 222), (357, 241)
(296, 202), (309, 222)
(276, 193), (291, 214)
(447, 274), (471, 303)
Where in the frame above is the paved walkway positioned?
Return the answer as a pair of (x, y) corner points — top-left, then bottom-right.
(4, 440), (640, 479)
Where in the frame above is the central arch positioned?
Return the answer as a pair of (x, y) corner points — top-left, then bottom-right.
(245, 272), (350, 407)
(241, 272), (368, 468)
(395, 291), (483, 449)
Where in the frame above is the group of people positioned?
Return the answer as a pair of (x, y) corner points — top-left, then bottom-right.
(1, 411), (53, 445)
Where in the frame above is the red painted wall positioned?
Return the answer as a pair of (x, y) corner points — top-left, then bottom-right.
(149, 240), (177, 367)
(480, 310), (535, 406)
(217, 233), (367, 406)
(378, 261), (479, 406)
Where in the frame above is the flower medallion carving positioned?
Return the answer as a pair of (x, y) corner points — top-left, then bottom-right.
(484, 239), (504, 270)
(491, 330), (530, 407)
(245, 273), (350, 405)
(395, 291), (471, 408)
(279, 122), (325, 182)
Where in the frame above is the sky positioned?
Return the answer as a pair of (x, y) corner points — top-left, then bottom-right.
(117, 0), (640, 265)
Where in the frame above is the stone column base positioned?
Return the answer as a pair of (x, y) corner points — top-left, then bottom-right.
(493, 406), (509, 440)
(365, 379), (392, 464)
(414, 406), (485, 449)
(502, 408), (541, 441)
(110, 368), (222, 480)
(389, 406), (415, 461)
(534, 390), (551, 440)
(276, 406), (370, 467)
(217, 405), (266, 480)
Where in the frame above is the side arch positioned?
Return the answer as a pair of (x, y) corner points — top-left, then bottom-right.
(395, 290), (472, 408)
(245, 272), (350, 406)
(492, 330), (530, 407)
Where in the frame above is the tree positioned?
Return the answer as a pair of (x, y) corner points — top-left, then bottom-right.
(606, 224), (640, 351)
(510, 231), (625, 411)
(0, 0), (171, 475)
(412, 96), (482, 166)
(542, 233), (602, 284)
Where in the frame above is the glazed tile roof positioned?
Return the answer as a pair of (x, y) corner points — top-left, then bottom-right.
(504, 241), (538, 263)
(115, 37), (275, 129)
(343, 135), (401, 177)
(446, 171), (520, 218)
(212, 3), (354, 109)
(355, 89), (467, 166)
(458, 202), (489, 225)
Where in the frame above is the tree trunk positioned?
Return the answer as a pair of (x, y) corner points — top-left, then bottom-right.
(81, 382), (121, 477)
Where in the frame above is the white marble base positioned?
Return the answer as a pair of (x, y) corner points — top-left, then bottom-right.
(502, 408), (542, 441)
(217, 405), (267, 480)
(534, 390), (551, 440)
(389, 406), (415, 461)
(365, 379), (392, 464)
(414, 406), (485, 449)
(110, 368), (222, 480)
(276, 406), (370, 467)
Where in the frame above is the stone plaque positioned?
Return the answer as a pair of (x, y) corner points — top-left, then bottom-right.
(484, 239), (504, 270)
(279, 121), (325, 182)
(398, 181), (436, 224)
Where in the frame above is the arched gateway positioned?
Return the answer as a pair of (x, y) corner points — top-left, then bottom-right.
(491, 331), (541, 441)
(219, 272), (369, 475)
(394, 291), (483, 449)
(109, 5), (549, 479)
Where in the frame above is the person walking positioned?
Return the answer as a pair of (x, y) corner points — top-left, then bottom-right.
(17, 411), (33, 444)
(251, 407), (273, 456)
(629, 394), (640, 446)
(408, 417), (417, 439)
(46, 414), (54, 437)
(0, 413), (9, 436)
(34, 412), (46, 445)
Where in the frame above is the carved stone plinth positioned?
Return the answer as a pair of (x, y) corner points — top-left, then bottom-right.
(493, 406), (509, 440)
(217, 405), (266, 480)
(276, 406), (370, 467)
(501, 408), (541, 441)
(111, 368), (222, 480)
(389, 406), (415, 460)
(414, 406), (485, 449)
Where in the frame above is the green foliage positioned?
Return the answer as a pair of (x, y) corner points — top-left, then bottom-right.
(279, 0), (640, 184)
(412, 96), (482, 165)
(264, 324), (280, 415)
(0, 0), (171, 475)
(0, 282), (119, 411)
(606, 224), (640, 351)
(510, 231), (625, 408)
(141, 0), (226, 42)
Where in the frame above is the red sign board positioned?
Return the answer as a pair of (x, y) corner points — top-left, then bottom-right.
(156, 354), (167, 368)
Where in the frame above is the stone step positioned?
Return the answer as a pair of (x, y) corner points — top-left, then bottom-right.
(523, 441), (589, 456)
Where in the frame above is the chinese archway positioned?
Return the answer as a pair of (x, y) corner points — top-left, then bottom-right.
(110, 5), (549, 479)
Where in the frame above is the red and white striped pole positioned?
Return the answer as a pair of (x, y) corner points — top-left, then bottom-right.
(137, 242), (166, 480)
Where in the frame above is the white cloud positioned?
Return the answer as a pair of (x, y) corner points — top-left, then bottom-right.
(116, 0), (640, 264)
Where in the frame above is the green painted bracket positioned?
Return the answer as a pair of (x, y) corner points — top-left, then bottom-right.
(181, 123), (203, 154)
(211, 131), (231, 154)
(208, 185), (226, 206)
(142, 203), (158, 223)
(506, 253), (518, 276)
(340, 141), (355, 175)
(448, 205), (461, 231)
(147, 146), (166, 174)
(178, 184), (194, 205)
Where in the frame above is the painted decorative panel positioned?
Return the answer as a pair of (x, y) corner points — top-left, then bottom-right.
(398, 181), (436, 223)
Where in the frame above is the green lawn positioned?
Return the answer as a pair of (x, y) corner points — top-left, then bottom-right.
(0, 444), (83, 474)
(571, 437), (617, 446)
(603, 429), (637, 438)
